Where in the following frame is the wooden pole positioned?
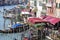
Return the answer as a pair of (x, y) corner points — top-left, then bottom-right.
(11, 18), (13, 25)
(3, 6), (6, 30)
(4, 18), (6, 29)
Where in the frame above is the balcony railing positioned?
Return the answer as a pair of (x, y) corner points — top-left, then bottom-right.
(41, 9), (46, 13)
(46, 3), (52, 7)
(42, 1), (46, 4)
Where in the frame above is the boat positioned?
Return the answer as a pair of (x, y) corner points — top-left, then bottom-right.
(0, 23), (29, 33)
(3, 14), (15, 19)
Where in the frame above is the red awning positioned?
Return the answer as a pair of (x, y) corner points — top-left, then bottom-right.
(44, 16), (60, 25)
(49, 18), (60, 25)
(44, 16), (54, 21)
(40, 15), (53, 19)
(28, 17), (46, 24)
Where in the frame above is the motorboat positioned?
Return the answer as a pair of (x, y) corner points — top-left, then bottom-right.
(0, 23), (29, 33)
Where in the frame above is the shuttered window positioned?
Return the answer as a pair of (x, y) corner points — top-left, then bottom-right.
(34, 0), (36, 6)
(59, 3), (60, 8)
(39, 1), (42, 6)
(56, 3), (60, 8)
(56, 3), (58, 8)
(46, 0), (47, 3)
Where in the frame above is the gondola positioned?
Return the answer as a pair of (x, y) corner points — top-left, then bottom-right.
(0, 23), (29, 33)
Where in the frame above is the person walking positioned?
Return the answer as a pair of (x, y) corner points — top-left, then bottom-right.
(13, 38), (18, 40)
(14, 38), (17, 40)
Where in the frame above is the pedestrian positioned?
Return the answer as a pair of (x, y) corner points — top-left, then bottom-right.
(37, 26), (44, 40)
(28, 29), (34, 40)
(7, 24), (12, 30)
(38, 29), (43, 40)
(8, 24), (11, 28)
(56, 27), (60, 36)
(21, 33), (25, 40)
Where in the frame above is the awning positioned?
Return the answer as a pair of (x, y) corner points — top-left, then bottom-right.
(49, 18), (60, 25)
(44, 16), (54, 20)
(28, 17), (46, 24)
(44, 16), (60, 25)
(40, 15), (52, 19)
(32, 19), (43, 24)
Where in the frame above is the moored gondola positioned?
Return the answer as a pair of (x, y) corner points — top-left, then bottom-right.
(0, 23), (29, 33)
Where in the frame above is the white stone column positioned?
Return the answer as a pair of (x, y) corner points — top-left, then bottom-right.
(36, 0), (42, 17)
(56, 10), (60, 18)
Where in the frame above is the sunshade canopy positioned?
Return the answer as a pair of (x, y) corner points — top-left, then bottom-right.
(34, 23), (46, 28)
(28, 17), (46, 24)
(44, 16), (60, 25)
(49, 18), (60, 25)
(12, 23), (23, 28)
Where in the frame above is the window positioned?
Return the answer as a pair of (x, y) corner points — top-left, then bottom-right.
(34, 0), (36, 6)
(56, 3), (58, 8)
(39, 1), (42, 6)
(59, 3), (60, 8)
(46, 0), (48, 3)
(56, 3), (60, 8)
(54, 0), (56, 2)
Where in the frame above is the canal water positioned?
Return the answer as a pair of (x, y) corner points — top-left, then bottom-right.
(0, 5), (17, 30)
(0, 5), (29, 40)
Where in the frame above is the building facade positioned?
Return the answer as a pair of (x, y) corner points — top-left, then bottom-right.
(55, 0), (60, 18)
(30, 0), (43, 18)
(36, 0), (43, 18)
(29, 0), (60, 18)
(0, 0), (19, 5)
(44, 0), (56, 17)
(5, 0), (19, 5)
(30, 0), (56, 18)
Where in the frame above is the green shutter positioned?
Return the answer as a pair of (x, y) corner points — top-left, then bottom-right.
(56, 3), (57, 8)
(59, 3), (60, 8)
(46, 0), (47, 3)
(34, 0), (36, 6)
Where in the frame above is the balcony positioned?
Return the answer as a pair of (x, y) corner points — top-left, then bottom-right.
(42, 1), (46, 4)
(41, 9), (46, 14)
(46, 3), (52, 7)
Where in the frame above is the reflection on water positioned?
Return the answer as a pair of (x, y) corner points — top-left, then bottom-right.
(0, 5), (26, 40)
(0, 33), (22, 40)
(0, 5), (17, 30)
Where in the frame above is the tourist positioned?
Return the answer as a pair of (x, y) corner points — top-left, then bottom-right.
(28, 28), (34, 40)
(56, 27), (60, 36)
(7, 24), (12, 30)
(37, 27), (42, 40)
(8, 24), (11, 28)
